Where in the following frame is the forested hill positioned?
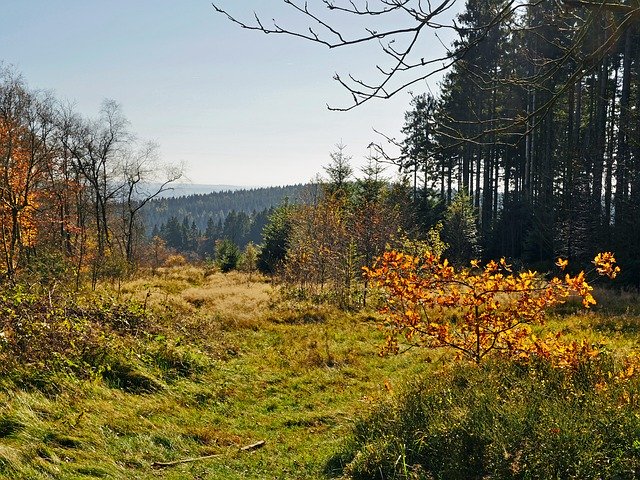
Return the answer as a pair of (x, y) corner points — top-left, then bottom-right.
(143, 184), (306, 234)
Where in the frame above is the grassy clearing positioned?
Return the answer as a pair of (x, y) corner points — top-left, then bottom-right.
(0, 268), (430, 479)
(1, 268), (639, 479)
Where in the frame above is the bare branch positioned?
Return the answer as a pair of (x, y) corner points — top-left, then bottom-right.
(212, 0), (640, 125)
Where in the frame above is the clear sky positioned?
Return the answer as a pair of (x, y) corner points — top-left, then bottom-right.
(1, 1), (452, 187)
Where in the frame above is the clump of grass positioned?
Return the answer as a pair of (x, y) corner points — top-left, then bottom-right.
(592, 287), (640, 315)
(155, 265), (205, 284)
(147, 339), (209, 379)
(0, 417), (24, 438)
(75, 466), (111, 477)
(43, 432), (83, 448)
(101, 358), (164, 394)
(592, 314), (640, 335)
(265, 301), (331, 324)
(0, 444), (21, 476)
(331, 356), (640, 479)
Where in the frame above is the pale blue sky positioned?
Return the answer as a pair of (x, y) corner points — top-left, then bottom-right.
(1, 1), (453, 187)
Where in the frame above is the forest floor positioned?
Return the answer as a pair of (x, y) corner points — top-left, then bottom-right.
(1, 267), (639, 479)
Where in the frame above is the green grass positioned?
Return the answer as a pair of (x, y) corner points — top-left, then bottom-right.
(335, 357), (640, 479)
(0, 269), (430, 479)
(1, 269), (639, 479)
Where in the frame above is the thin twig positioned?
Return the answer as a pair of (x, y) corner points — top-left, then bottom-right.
(151, 440), (266, 468)
(240, 440), (267, 451)
(151, 453), (222, 468)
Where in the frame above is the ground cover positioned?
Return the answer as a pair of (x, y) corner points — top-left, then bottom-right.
(0, 268), (430, 479)
(1, 268), (639, 479)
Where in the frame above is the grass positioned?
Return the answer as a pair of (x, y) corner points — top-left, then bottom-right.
(334, 357), (640, 479)
(1, 267), (639, 479)
(0, 267), (430, 479)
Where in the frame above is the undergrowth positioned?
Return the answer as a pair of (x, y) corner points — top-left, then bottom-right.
(0, 267), (639, 479)
(330, 356), (640, 479)
(0, 268), (425, 478)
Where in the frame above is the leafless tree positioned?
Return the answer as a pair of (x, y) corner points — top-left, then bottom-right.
(119, 142), (183, 264)
(213, 0), (489, 110)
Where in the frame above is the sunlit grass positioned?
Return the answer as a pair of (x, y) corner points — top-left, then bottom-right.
(0, 268), (430, 479)
(1, 269), (639, 478)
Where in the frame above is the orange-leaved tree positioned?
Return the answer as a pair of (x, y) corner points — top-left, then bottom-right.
(364, 251), (619, 365)
(0, 103), (45, 280)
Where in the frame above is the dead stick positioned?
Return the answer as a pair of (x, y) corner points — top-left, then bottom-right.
(151, 440), (266, 468)
(240, 440), (266, 451)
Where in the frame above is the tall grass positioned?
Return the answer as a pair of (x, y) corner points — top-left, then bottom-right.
(0, 267), (431, 478)
(2, 267), (640, 479)
(331, 357), (640, 479)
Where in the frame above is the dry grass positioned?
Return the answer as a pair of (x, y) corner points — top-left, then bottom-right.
(115, 270), (274, 337)
(180, 272), (272, 323)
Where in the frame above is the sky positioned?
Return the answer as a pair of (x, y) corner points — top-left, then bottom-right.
(1, 1), (454, 187)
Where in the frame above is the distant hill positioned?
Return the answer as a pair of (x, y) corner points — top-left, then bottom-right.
(143, 184), (307, 234)
(145, 183), (248, 199)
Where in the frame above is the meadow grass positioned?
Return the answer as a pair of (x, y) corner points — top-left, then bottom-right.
(333, 289), (640, 479)
(1, 268), (639, 479)
(0, 268), (430, 479)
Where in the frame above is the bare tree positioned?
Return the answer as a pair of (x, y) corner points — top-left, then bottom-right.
(213, 0), (477, 110)
(119, 142), (183, 264)
(60, 100), (130, 259)
(58, 100), (182, 280)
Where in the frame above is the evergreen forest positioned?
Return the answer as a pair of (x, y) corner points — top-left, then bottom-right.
(390, 0), (640, 285)
(145, 185), (305, 258)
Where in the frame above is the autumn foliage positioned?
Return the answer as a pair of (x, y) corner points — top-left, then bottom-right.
(365, 251), (619, 365)
(0, 99), (45, 278)
(0, 67), (180, 285)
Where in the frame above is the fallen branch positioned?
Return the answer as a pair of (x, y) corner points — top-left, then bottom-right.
(240, 440), (266, 451)
(150, 440), (266, 468)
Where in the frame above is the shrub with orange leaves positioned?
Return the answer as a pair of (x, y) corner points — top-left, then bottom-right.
(364, 251), (619, 364)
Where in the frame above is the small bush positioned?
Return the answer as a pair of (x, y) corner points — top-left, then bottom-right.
(215, 239), (241, 273)
(21, 250), (73, 288)
(331, 358), (640, 479)
(74, 297), (150, 335)
(164, 254), (187, 267)
(0, 287), (107, 377)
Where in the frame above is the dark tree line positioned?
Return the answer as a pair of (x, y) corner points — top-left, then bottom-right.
(144, 184), (306, 234)
(151, 208), (271, 259)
